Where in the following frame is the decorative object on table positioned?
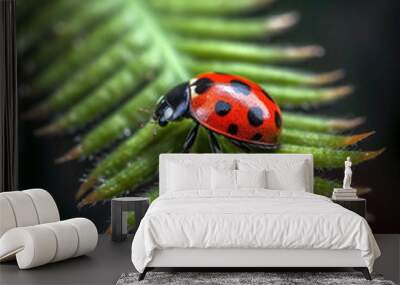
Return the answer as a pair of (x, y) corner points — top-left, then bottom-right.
(117, 271), (394, 285)
(111, 197), (149, 242)
(332, 198), (366, 218)
(332, 157), (358, 200)
(343, 156), (353, 189)
(332, 188), (358, 200)
(0, 189), (98, 269)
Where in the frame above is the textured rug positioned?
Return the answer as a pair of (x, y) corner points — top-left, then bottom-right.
(117, 272), (396, 285)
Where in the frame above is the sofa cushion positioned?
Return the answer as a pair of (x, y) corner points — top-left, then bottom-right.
(0, 196), (17, 237)
(0, 189), (60, 238)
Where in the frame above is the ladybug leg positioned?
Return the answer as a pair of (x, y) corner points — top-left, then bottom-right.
(207, 130), (222, 153)
(182, 123), (200, 153)
(248, 143), (279, 151)
(229, 139), (251, 152)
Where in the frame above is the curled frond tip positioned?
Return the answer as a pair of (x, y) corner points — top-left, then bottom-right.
(343, 131), (375, 146)
(76, 176), (98, 200)
(265, 11), (300, 32)
(34, 122), (64, 137)
(55, 145), (82, 164)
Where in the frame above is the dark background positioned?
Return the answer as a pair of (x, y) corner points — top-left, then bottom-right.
(18, 0), (400, 233)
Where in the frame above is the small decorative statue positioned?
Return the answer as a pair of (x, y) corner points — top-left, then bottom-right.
(332, 157), (357, 199)
(343, 156), (352, 189)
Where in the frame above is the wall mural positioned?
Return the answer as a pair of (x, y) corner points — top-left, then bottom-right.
(18, 0), (396, 232)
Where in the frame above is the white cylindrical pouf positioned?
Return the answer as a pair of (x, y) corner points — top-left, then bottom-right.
(65, 218), (98, 257)
(0, 188), (98, 269)
(42, 221), (79, 262)
(0, 218), (98, 269)
(0, 226), (57, 269)
(0, 196), (17, 237)
(1, 192), (39, 227)
(23, 189), (60, 224)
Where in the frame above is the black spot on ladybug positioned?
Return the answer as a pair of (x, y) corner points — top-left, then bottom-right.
(230, 80), (251, 96)
(252, 133), (262, 141)
(215, 100), (231, 116)
(227, 124), (238, 135)
(247, 107), (264, 127)
(261, 88), (274, 102)
(193, 77), (213, 94)
(275, 111), (282, 129)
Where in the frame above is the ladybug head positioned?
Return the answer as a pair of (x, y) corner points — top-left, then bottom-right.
(153, 82), (190, 126)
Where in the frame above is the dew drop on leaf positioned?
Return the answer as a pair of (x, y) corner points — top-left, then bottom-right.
(123, 128), (132, 137)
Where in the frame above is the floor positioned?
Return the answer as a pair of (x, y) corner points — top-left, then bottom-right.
(1, 235), (398, 285)
(373, 234), (400, 284)
(0, 235), (134, 285)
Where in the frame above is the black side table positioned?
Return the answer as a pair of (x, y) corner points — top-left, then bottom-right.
(111, 197), (149, 242)
(332, 198), (366, 218)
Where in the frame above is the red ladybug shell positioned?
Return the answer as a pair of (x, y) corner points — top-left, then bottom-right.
(189, 72), (282, 146)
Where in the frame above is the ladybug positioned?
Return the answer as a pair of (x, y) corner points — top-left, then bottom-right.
(153, 72), (282, 153)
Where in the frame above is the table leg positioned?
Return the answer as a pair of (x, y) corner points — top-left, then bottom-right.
(111, 201), (123, 242)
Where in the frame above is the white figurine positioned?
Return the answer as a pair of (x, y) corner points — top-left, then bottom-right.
(343, 156), (352, 189)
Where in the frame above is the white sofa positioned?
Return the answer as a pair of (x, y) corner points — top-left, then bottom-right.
(0, 189), (98, 269)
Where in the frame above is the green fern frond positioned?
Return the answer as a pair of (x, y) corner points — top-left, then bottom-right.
(18, 0), (383, 207)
